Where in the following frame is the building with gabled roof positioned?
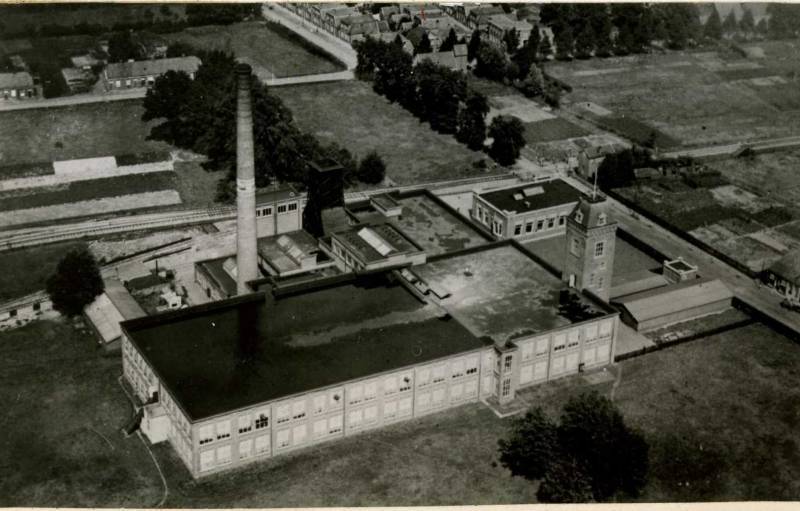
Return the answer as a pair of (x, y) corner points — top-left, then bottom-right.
(766, 248), (800, 300)
(0, 71), (40, 100)
(413, 43), (469, 72)
(103, 56), (201, 91)
(84, 278), (147, 346)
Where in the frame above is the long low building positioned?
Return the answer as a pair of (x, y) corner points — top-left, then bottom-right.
(103, 56), (201, 90)
(0, 71), (40, 100)
(122, 241), (619, 478)
(612, 277), (734, 332)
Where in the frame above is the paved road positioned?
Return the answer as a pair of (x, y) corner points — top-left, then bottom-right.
(662, 135), (800, 160)
(0, 89), (146, 112)
(261, 3), (358, 70)
(266, 69), (354, 87)
(562, 174), (800, 333)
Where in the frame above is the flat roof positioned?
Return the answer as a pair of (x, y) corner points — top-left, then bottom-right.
(258, 230), (320, 274)
(123, 272), (486, 421)
(105, 56), (201, 80)
(255, 184), (300, 204)
(411, 242), (605, 343)
(478, 179), (580, 215)
(196, 256), (237, 297)
(0, 71), (33, 89)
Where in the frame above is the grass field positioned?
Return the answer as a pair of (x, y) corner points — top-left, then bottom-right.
(0, 100), (170, 166)
(0, 171), (176, 212)
(0, 320), (163, 506)
(524, 117), (590, 144)
(0, 241), (86, 301)
(3, 316), (800, 504)
(709, 150), (800, 210)
(163, 21), (344, 79)
(274, 81), (491, 185)
(548, 51), (800, 147)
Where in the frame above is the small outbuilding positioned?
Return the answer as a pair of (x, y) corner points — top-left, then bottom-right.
(612, 277), (733, 332)
(84, 279), (146, 345)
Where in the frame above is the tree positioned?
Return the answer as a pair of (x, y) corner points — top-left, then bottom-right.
(722, 10), (738, 37)
(704, 5), (723, 39)
(518, 64), (545, 98)
(498, 407), (559, 480)
(543, 82), (561, 108)
(575, 22), (596, 59)
(539, 32), (553, 60)
(142, 70), (195, 146)
(513, 25), (539, 76)
(166, 42), (194, 58)
(46, 248), (104, 317)
(503, 28), (520, 54)
(536, 456), (594, 503)
(416, 32), (433, 55)
(488, 116), (526, 166)
(467, 30), (481, 62)
(475, 42), (507, 81)
(756, 17), (768, 36)
(440, 28), (457, 52)
(456, 91), (489, 151)
(413, 61), (467, 133)
(554, 24), (574, 60)
(558, 392), (649, 501)
(107, 31), (141, 63)
(739, 8), (756, 34)
(357, 151), (386, 184)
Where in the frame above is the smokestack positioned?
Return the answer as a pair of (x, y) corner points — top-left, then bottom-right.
(235, 63), (258, 295)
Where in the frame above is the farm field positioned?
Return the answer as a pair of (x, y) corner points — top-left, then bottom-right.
(548, 49), (800, 148)
(523, 117), (590, 144)
(709, 150), (800, 209)
(0, 241), (86, 301)
(3, 317), (800, 504)
(0, 100), (170, 166)
(615, 175), (800, 272)
(274, 80), (491, 184)
(163, 21), (344, 79)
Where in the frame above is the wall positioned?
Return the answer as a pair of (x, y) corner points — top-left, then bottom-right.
(636, 299), (732, 332)
(255, 198), (304, 238)
(472, 194), (576, 242)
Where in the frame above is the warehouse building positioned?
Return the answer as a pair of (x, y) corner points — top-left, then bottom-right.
(472, 179), (581, 241)
(122, 241), (619, 478)
(612, 277), (733, 332)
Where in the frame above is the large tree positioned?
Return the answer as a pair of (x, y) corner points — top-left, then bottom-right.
(554, 24), (574, 60)
(488, 115), (527, 166)
(357, 151), (387, 184)
(467, 30), (481, 62)
(456, 91), (489, 151)
(416, 32), (433, 55)
(498, 407), (558, 480)
(475, 42), (507, 82)
(739, 7), (756, 34)
(722, 10), (738, 36)
(503, 28), (520, 54)
(536, 456), (594, 503)
(704, 5), (723, 40)
(440, 28), (458, 52)
(518, 64), (546, 98)
(513, 25), (540, 76)
(46, 248), (104, 317)
(107, 31), (141, 63)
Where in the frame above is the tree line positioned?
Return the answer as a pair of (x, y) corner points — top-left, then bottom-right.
(141, 48), (385, 203)
(354, 37), (527, 166)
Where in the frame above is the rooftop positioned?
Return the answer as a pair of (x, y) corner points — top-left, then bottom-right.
(332, 223), (422, 263)
(123, 272), (487, 420)
(478, 179), (581, 215)
(0, 71), (33, 89)
(258, 230), (324, 275)
(255, 184), (300, 205)
(411, 242), (606, 343)
(612, 277), (733, 323)
(770, 249), (800, 283)
(196, 256), (238, 298)
(105, 56), (201, 80)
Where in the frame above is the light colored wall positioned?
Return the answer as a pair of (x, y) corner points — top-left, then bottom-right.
(255, 198), (304, 238)
(472, 193), (576, 242)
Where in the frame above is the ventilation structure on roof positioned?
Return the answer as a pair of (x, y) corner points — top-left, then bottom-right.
(358, 227), (393, 256)
(522, 186), (544, 197)
(277, 235), (306, 264)
(513, 193), (524, 200)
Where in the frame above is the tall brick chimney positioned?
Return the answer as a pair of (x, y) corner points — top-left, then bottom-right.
(235, 63), (258, 295)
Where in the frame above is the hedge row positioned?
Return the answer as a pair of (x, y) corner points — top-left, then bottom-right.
(116, 151), (171, 167)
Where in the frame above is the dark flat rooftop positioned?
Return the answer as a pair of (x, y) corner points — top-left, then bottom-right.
(479, 179), (580, 214)
(123, 273), (486, 421)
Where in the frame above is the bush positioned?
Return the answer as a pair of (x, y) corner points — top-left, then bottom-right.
(115, 151), (171, 166)
(357, 151), (386, 185)
(46, 247), (104, 317)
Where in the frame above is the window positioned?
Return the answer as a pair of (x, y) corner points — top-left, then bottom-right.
(597, 213), (607, 226)
(432, 364), (446, 384)
(313, 394), (326, 415)
(451, 359), (464, 378)
(277, 204), (287, 214)
(398, 374), (412, 392)
(384, 376), (397, 395)
(32, 302), (41, 311)
(216, 445), (232, 465)
(216, 420), (231, 440)
(570, 238), (581, 256)
(348, 410), (363, 429)
(239, 439), (253, 459)
(553, 334), (566, 352)
(465, 356), (479, 375)
(314, 419), (326, 437)
(364, 381), (377, 401)
(329, 414), (343, 434)
(292, 400), (306, 420)
(575, 210), (584, 223)
(199, 450), (214, 472)
(501, 377), (511, 397)
(256, 209), (262, 218)
(276, 429), (290, 449)
(551, 356), (565, 374)
(596, 276), (604, 290)
(276, 404), (290, 424)
(558, 215), (566, 226)
(525, 222), (533, 233)
(585, 324), (598, 342)
(536, 219), (544, 231)
(547, 217), (555, 229)
(254, 411), (269, 430)
(567, 330), (580, 348)
(514, 223), (522, 236)
(9, 309), (17, 317)
(293, 424), (307, 445)
(503, 355), (513, 370)
(364, 406), (378, 424)
(287, 202), (298, 212)
(594, 241), (605, 258)
(199, 425), (214, 445)
(329, 389), (343, 408)
(263, 206), (273, 217)
(348, 384), (364, 404)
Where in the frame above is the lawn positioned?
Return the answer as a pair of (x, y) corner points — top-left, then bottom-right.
(0, 171), (177, 212)
(548, 51), (800, 148)
(0, 99), (171, 166)
(162, 21), (344, 79)
(524, 117), (590, 144)
(0, 241), (86, 301)
(274, 81), (491, 185)
(0, 320), (163, 507)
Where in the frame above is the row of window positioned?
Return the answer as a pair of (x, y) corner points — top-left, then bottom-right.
(513, 215), (566, 237)
(256, 202), (298, 218)
(518, 321), (614, 361)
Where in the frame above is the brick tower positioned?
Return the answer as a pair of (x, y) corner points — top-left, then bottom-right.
(235, 63), (259, 295)
(562, 194), (616, 301)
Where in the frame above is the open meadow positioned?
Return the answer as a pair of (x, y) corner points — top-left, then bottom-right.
(547, 46), (800, 148)
(3, 316), (800, 504)
(273, 80), (491, 185)
(163, 21), (344, 79)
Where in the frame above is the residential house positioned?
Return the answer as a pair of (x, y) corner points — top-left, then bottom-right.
(338, 14), (387, 43)
(103, 56), (201, 91)
(0, 72), (40, 100)
(61, 67), (93, 93)
(485, 14), (532, 50)
(466, 5), (504, 31)
(413, 43), (469, 72)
